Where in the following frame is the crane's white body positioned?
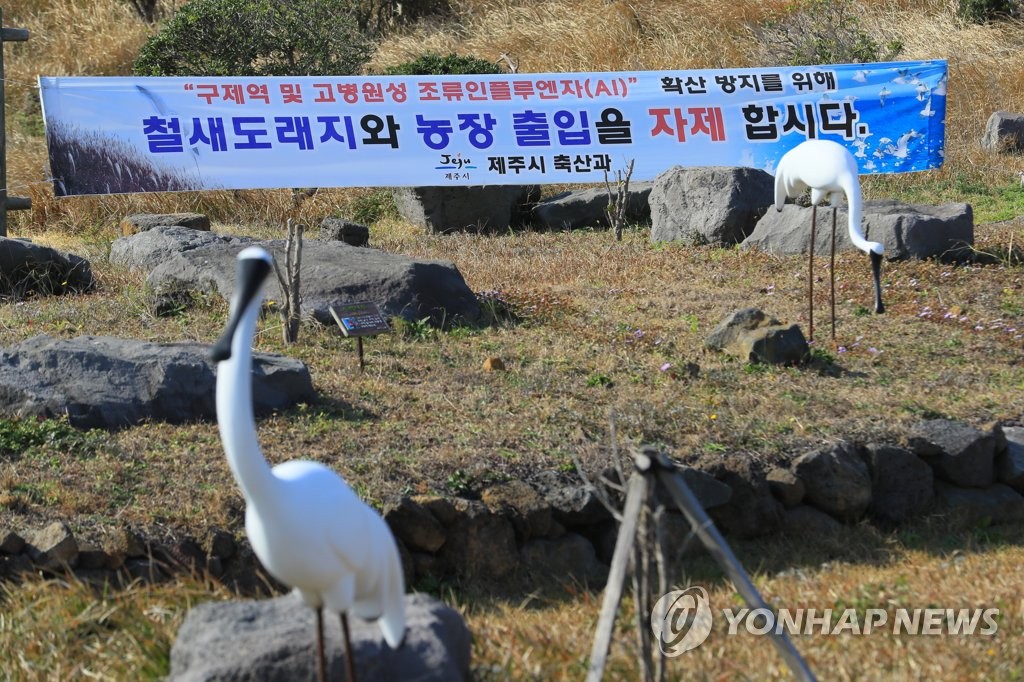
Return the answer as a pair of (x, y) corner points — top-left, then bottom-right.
(214, 247), (405, 650)
(773, 139), (886, 326)
(773, 139), (883, 257)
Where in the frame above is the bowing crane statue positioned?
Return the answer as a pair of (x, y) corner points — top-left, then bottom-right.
(773, 139), (885, 341)
(210, 246), (405, 682)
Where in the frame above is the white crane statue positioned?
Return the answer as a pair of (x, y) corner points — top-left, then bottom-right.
(773, 139), (885, 341)
(210, 246), (405, 682)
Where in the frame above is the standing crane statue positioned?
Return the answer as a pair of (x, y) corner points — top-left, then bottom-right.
(210, 246), (406, 682)
(773, 138), (885, 341)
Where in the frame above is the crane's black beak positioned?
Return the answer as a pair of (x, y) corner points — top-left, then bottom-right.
(210, 253), (273, 362)
(870, 251), (885, 314)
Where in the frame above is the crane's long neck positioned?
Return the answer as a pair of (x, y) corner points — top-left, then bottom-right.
(841, 174), (881, 255)
(841, 172), (886, 314)
(215, 301), (277, 506)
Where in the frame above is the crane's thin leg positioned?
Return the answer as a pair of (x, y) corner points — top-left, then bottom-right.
(340, 612), (357, 682)
(808, 205), (816, 342)
(871, 251), (885, 314)
(830, 207), (837, 341)
(316, 607), (327, 682)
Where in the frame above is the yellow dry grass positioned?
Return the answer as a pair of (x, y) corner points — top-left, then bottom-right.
(467, 538), (1024, 680)
(1, 0), (1024, 679)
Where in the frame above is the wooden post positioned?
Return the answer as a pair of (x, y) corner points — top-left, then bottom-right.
(272, 219), (304, 343)
(0, 9), (30, 238)
(586, 453), (651, 682)
(649, 450), (817, 682)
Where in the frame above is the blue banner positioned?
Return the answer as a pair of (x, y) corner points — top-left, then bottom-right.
(38, 60), (946, 196)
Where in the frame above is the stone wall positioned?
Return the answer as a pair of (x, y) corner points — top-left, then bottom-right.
(1, 418), (1021, 592)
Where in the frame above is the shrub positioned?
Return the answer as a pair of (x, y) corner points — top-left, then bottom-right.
(122, 0), (162, 23)
(957, 0), (1020, 23)
(752, 0), (903, 66)
(133, 0), (374, 76)
(348, 190), (399, 224)
(382, 52), (502, 76)
(355, 0), (452, 37)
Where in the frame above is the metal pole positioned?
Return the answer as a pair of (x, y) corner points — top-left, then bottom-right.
(0, 11), (31, 238)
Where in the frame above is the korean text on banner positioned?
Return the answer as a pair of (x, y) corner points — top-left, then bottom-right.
(38, 60), (946, 197)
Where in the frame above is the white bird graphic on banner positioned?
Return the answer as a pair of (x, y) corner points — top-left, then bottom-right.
(921, 97), (936, 118)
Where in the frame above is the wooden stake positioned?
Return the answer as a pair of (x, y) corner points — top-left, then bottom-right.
(586, 458), (650, 682)
(650, 451), (817, 682)
(273, 219), (304, 343)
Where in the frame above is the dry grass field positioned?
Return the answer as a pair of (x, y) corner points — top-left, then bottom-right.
(1, 0), (1024, 679)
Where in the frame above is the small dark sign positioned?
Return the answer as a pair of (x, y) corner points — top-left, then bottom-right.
(329, 302), (390, 337)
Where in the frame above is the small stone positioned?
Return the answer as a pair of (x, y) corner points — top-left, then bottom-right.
(122, 558), (165, 585)
(318, 217), (370, 246)
(411, 495), (458, 526)
(532, 471), (612, 527)
(206, 557), (224, 578)
(792, 442), (872, 521)
(0, 554), (34, 578)
(705, 307), (808, 365)
(0, 237), (93, 297)
(74, 568), (115, 587)
(77, 546), (112, 570)
(766, 468), (805, 508)
(384, 497), (447, 553)
(205, 530), (237, 560)
(696, 452), (782, 539)
(982, 111), (1024, 154)
(678, 465), (733, 510)
(396, 537), (415, 586)
(26, 521), (79, 570)
(909, 419), (995, 487)
(934, 481), (1024, 526)
(0, 529), (25, 555)
(520, 533), (608, 588)
(120, 212), (210, 236)
(863, 443), (933, 524)
(482, 357), (505, 371)
(437, 501), (519, 581)
(102, 527), (147, 569)
(782, 506), (844, 536)
(481, 480), (552, 540)
(411, 551), (441, 579)
(998, 427), (1024, 491)
(545, 519), (566, 540)
(153, 538), (205, 573)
